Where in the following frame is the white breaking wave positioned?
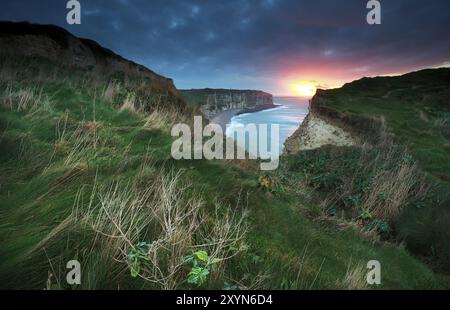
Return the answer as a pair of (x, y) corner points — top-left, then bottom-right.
(226, 97), (309, 155)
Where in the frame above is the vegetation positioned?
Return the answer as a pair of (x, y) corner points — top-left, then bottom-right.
(0, 58), (449, 289)
(284, 142), (428, 237)
(308, 69), (450, 272)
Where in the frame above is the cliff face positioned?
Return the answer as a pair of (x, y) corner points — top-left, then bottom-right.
(181, 88), (274, 118)
(284, 109), (356, 154)
(284, 68), (450, 270)
(284, 90), (356, 154)
(285, 68), (450, 155)
(0, 22), (185, 108)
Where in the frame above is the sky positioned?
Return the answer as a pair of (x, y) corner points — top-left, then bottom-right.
(1, 0), (450, 95)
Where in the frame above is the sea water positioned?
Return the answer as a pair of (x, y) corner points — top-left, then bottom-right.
(226, 97), (309, 156)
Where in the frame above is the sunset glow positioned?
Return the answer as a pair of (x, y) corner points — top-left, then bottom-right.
(291, 82), (317, 97)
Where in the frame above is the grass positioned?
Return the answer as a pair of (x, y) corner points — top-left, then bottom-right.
(309, 68), (450, 272)
(0, 59), (449, 289)
(340, 261), (369, 290)
(284, 142), (429, 234)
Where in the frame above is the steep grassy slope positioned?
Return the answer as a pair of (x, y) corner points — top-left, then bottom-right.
(1, 22), (449, 289)
(293, 68), (450, 272)
(1, 61), (449, 289)
(0, 22), (185, 108)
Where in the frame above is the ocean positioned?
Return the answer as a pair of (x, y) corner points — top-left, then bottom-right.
(225, 97), (310, 156)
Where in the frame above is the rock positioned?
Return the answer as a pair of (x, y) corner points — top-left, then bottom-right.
(181, 88), (274, 119)
(284, 109), (355, 154)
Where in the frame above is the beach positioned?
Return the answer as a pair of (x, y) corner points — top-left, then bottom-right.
(209, 103), (279, 130)
(209, 108), (243, 129)
(210, 98), (309, 155)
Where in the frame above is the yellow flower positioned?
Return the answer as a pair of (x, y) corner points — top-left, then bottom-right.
(259, 177), (270, 189)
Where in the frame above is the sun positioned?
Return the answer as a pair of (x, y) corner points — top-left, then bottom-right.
(292, 83), (317, 97)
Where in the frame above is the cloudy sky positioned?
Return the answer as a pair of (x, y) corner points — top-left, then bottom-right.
(1, 0), (450, 95)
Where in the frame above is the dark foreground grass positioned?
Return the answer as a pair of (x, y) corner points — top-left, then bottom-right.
(0, 67), (449, 289)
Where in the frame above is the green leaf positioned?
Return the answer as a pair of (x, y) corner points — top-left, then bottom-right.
(183, 255), (194, 265)
(194, 250), (209, 262)
(137, 241), (147, 247)
(188, 267), (209, 286)
(251, 255), (262, 264)
(130, 260), (141, 278)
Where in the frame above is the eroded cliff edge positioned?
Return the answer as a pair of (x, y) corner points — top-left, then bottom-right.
(284, 90), (357, 154)
(283, 69), (450, 271)
(181, 88), (274, 119)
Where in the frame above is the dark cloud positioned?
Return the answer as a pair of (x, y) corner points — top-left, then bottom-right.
(1, 0), (449, 94)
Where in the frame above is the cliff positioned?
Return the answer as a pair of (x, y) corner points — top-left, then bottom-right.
(181, 88), (274, 119)
(283, 68), (450, 269)
(283, 106), (356, 154)
(0, 21), (185, 109)
(285, 68), (450, 155)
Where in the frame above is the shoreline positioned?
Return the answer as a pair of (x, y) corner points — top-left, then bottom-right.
(209, 104), (279, 130)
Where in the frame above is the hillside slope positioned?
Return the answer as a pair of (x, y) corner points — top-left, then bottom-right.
(285, 68), (450, 271)
(0, 21), (185, 110)
(0, 22), (449, 289)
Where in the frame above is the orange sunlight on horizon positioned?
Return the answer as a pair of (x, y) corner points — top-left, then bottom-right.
(290, 81), (318, 97)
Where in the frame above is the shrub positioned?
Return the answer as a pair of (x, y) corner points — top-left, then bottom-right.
(285, 142), (429, 238)
(183, 250), (219, 287)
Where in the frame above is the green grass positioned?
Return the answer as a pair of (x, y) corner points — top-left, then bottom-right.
(0, 63), (449, 289)
(311, 68), (450, 272)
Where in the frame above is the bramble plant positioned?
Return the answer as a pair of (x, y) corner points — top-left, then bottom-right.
(367, 219), (391, 237)
(183, 250), (219, 287)
(127, 241), (150, 278)
(359, 208), (373, 221)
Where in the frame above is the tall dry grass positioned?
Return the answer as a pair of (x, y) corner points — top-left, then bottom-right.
(33, 159), (247, 289)
(1, 84), (53, 114)
(305, 120), (432, 244)
(339, 261), (368, 290)
(324, 128), (429, 227)
(357, 141), (428, 224)
(362, 161), (428, 223)
(62, 121), (100, 167)
(282, 246), (325, 290)
(102, 81), (121, 104)
(80, 167), (247, 289)
(143, 107), (183, 131)
(120, 92), (137, 113)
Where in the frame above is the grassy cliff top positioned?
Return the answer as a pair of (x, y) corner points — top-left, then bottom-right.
(0, 22), (185, 106)
(181, 89), (273, 107)
(313, 68), (450, 184)
(307, 68), (450, 270)
(1, 58), (449, 289)
(0, 22), (449, 288)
